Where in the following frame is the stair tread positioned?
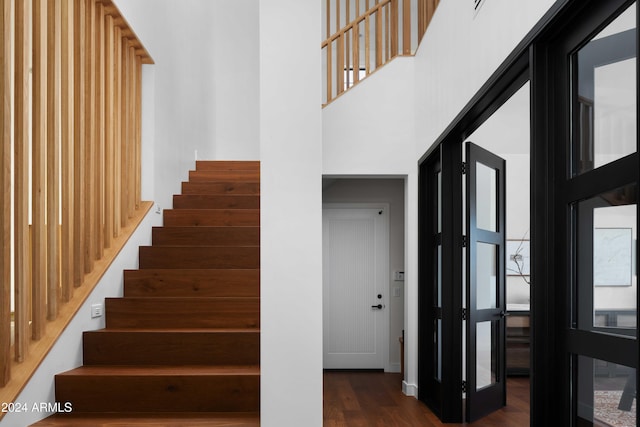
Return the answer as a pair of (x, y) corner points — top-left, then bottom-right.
(91, 327), (260, 333)
(196, 160), (260, 171)
(58, 365), (260, 376)
(31, 412), (260, 427)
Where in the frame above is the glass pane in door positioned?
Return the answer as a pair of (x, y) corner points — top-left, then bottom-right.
(573, 3), (637, 175)
(577, 355), (637, 426)
(476, 242), (498, 310)
(476, 321), (497, 390)
(476, 163), (497, 231)
(574, 184), (637, 334)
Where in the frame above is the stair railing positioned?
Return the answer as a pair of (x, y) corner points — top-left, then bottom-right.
(0, 0), (153, 410)
(322, 0), (439, 105)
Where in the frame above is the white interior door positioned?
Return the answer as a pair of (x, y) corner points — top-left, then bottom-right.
(323, 206), (388, 370)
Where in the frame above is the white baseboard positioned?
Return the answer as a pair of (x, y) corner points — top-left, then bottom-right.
(402, 380), (418, 397)
(386, 363), (401, 373)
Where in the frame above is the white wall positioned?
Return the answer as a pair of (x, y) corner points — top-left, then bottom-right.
(322, 55), (420, 394)
(414, 0), (555, 157)
(260, 1), (323, 426)
(1, 211), (161, 427)
(114, 0), (260, 211)
(323, 179), (405, 372)
(323, 58), (416, 176)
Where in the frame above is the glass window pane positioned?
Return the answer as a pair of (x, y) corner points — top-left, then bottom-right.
(435, 318), (442, 382)
(476, 243), (498, 310)
(577, 355), (636, 426)
(476, 162), (497, 232)
(574, 3), (637, 175)
(476, 321), (497, 391)
(574, 184), (637, 335)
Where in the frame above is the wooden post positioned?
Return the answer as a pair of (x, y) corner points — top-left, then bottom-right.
(352, 20), (360, 84)
(402, 0), (410, 54)
(390, 0), (398, 58)
(46, 0), (61, 321)
(84, 0), (95, 275)
(113, 24), (121, 237)
(96, 1), (105, 260)
(73, 0), (85, 287)
(336, 34), (344, 95)
(104, 13), (114, 247)
(375, 8), (382, 67)
(14, 0), (31, 361)
(0, 0), (12, 386)
(60, 0), (74, 302)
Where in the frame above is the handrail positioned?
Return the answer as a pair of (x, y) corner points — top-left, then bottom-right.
(0, 0), (153, 409)
(322, 0), (439, 105)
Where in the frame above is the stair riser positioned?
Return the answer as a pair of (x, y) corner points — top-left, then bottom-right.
(152, 227), (260, 247)
(173, 195), (259, 210)
(124, 269), (260, 298)
(55, 375), (260, 412)
(105, 298), (260, 329)
(189, 170), (260, 182)
(83, 331), (259, 366)
(138, 247), (259, 269)
(195, 160), (260, 171)
(163, 209), (260, 227)
(181, 181), (260, 195)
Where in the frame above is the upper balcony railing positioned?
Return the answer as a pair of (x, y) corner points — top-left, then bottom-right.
(322, 0), (439, 105)
(0, 0), (153, 413)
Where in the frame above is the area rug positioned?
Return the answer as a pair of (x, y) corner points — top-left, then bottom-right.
(594, 390), (636, 427)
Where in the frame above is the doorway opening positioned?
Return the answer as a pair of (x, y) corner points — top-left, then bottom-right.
(322, 178), (406, 375)
(418, 80), (531, 423)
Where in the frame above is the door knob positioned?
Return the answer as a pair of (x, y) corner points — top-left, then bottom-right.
(371, 304), (383, 309)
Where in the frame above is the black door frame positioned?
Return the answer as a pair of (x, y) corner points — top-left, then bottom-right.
(465, 141), (507, 422)
(417, 0), (640, 425)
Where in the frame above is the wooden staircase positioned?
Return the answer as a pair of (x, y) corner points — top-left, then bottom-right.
(31, 161), (260, 427)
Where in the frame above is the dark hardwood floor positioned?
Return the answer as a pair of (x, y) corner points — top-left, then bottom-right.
(324, 371), (530, 427)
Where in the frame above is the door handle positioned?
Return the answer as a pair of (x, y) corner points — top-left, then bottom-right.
(499, 310), (510, 318)
(371, 304), (383, 309)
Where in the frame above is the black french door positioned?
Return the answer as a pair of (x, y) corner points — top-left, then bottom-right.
(465, 141), (507, 422)
(537, 0), (640, 424)
(418, 141), (506, 423)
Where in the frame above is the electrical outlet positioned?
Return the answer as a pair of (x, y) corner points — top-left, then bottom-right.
(91, 303), (103, 319)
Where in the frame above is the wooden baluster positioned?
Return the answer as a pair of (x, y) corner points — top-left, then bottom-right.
(384, 3), (389, 62)
(326, 0), (330, 40)
(375, 8), (382, 67)
(73, 0), (85, 287)
(127, 45), (135, 218)
(0, 0), (12, 386)
(46, 0), (61, 321)
(336, 0), (340, 33)
(390, 0), (398, 58)
(402, 0), (410, 54)
(96, 1), (105, 259)
(104, 14), (114, 246)
(135, 57), (142, 209)
(352, 20), (359, 84)
(113, 25), (121, 236)
(337, 34), (344, 95)
(326, 43), (332, 103)
(32, 0), (48, 341)
(84, 0), (95, 274)
(60, 0), (74, 302)
(127, 45), (138, 218)
(364, 14), (370, 74)
(14, 0), (30, 361)
(120, 36), (129, 226)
